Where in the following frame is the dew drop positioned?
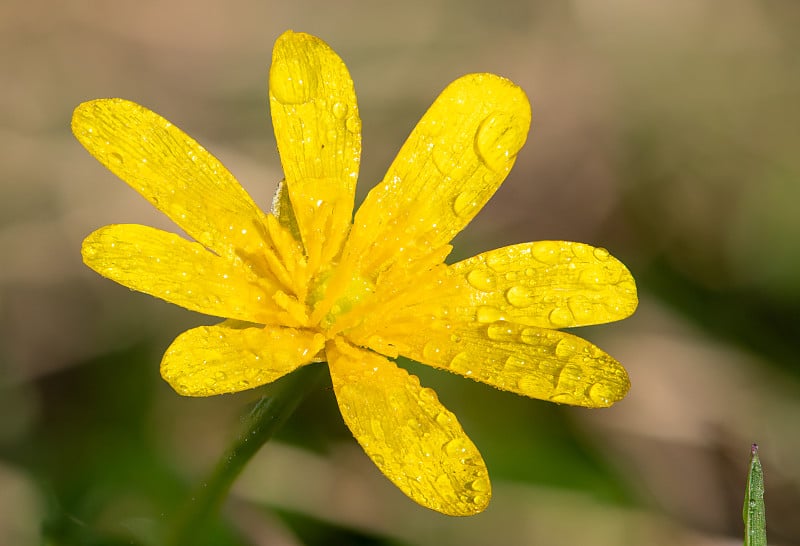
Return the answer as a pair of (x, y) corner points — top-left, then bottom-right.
(485, 252), (506, 271)
(474, 111), (525, 172)
(505, 285), (534, 308)
(422, 340), (445, 361)
(567, 295), (595, 322)
(419, 387), (438, 403)
(435, 412), (453, 427)
(554, 338), (578, 359)
(579, 265), (606, 285)
(519, 328), (543, 345)
(588, 382), (614, 406)
(470, 477), (490, 492)
(466, 269), (496, 291)
(452, 192), (475, 217)
(476, 305), (503, 323)
(593, 247), (610, 261)
(443, 438), (469, 457)
(549, 393), (576, 404)
(448, 352), (471, 374)
(270, 62), (317, 105)
(109, 151), (124, 165)
(486, 322), (514, 341)
(371, 453), (385, 466)
(345, 115), (361, 134)
(531, 241), (562, 264)
(331, 102), (348, 120)
(548, 307), (574, 328)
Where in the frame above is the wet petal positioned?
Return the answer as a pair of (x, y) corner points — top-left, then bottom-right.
(387, 319), (629, 408)
(162, 321), (325, 396)
(72, 99), (273, 267)
(327, 339), (490, 516)
(451, 241), (638, 328)
(270, 31), (361, 271)
(344, 73), (530, 274)
(82, 224), (284, 324)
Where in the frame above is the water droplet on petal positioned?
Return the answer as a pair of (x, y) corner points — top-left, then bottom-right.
(593, 247), (610, 261)
(332, 102), (348, 119)
(470, 477), (490, 492)
(476, 305), (504, 323)
(549, 393), (576, 404)
(474, 111), (526, 172)
(568, 295), (595, 323)
(554, 338), (578, 358)
(531, 241), (562, 264)
(466, 269), (497, 291)
(548, 307), (574, 328)
(588, 382), (614, 406)
(485, 252), (506, 271)
(109, 152), (123, 165)
(443, 438), (470, 457)
(449, 352), (471, 374)
(435, 412), (453, 427)
(486, 321), (514, 341)
(452, 192), (475, 217)
(519, 328), (543, 345)
(419, 387), (438, 403)
(422, 340), (446, 361)
(270, 61), (317, 105)
(505, 285), (534, 308)
(345, 115), (361, 134)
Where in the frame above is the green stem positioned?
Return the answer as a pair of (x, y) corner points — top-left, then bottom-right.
(166, 364), (326, 546)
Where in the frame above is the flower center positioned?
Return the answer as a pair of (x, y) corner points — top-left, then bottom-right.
(307, 267), (375, 333)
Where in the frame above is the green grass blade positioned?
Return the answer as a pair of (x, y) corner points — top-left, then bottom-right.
(743, 443), (767, 546)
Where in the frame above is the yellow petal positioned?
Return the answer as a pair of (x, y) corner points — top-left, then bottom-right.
(344, 73), (531, 275)
(82, 224), (289, 324)
(162, 321), (325, 396)
(72, 99), (275, 273)
(451, 241), (638, 328)
(387, 319), (629, 408)
(269, 31), (360, 271)
(327, 339), (490, 516)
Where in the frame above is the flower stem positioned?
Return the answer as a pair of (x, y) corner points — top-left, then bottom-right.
(166, 363), (326, 545)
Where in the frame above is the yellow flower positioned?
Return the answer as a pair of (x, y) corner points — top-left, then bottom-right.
(73, 31), (637, 516)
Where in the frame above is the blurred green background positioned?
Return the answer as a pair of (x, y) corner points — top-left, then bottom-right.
(2, 1), (799, 545)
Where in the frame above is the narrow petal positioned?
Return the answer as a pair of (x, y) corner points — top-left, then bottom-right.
(450, 241), (638, 328)
(270, 31), (360, 271)
(327, 339), (490, 516)
(344, 73), (531, 275)
(72, 99), (274, 271)
(82, 224), (286, 325)
(161, 321), (325, 396)
(386, 319), (629, 408)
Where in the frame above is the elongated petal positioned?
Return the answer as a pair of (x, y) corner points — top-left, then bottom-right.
(327, 339), (490, 516)
(450, 241), (638, 328)
(72, 99), (275, 272)
(386, 319), (629, 407)
(344, 74), (531, 274)
(82, 224), (286, 324)
(162, 321), (325, 396)
(270, 31), (360, 270)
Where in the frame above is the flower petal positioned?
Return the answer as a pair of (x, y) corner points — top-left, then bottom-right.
(161, 321), (325, 396)
(327, 339), (490, 516)
(344, 73), (531, 274)
(450, 241), (638, 328)
(269, 31), (361, 271)
(72, 99), (273, 267)
(82, 224), (286, 325)
(386, 319), (629, 408)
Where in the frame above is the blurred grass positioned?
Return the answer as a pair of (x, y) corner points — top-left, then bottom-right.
(2, 0), (800, 545)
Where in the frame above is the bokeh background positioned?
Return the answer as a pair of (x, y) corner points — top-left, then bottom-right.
(2, 1), (799, 544)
